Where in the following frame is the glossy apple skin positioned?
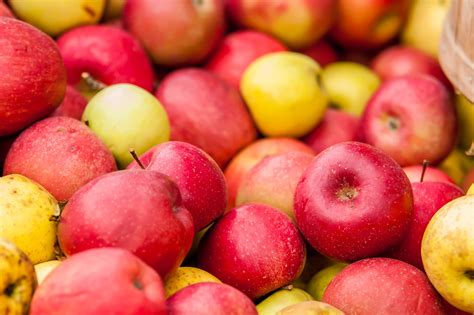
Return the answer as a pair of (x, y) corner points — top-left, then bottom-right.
(198, 203), (306, 300)
(387, 182), (463, 270)
(303, 109), (359, 155)
(124, 0), (225, 66)
(57, 25), (154, 92)
(206, 30), (287, 89)
(58, 170), (194, 279)
(127, 141), (227, 232)
(4, 117), (117, 201)
(225, 138), (314, 210)
(323, 258), (445, 315)
(403, 165), (455, 184)
(156, 68), (256, 167)
(294, 142), (413, 261)
(359, 74), (457, 166)
(0, 18), (66, 136)
(30, 248), (166, 315)
(298, 40), (338, 67)
(49, 85), (87, 120)
(167, 282), (257, 315)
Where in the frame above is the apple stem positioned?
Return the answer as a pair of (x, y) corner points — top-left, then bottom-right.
(420, 160), (429, 183)
(466, 142), (474, 156)
(282, 284), (294, 291)
(129, 149), (145, 169)
(49, 215), (60, 222)
(81, 72), (107, 91)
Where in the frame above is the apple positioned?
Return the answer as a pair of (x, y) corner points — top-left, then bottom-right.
(124, 0), (225, 66)
(49, 85), (88, 120)
(320, 62), (381, 116)
(167, 282), (257, 315)
(403, 165), (455, 184)
(307, 263), (347, 301)
(156, 68), (256, 167)
(0, 18), (67, 136)
(164, 267), (221, 298)
(439, 149), (474, 186)
(294, 141), (413, 261)
(241, 52), (328, 137)
(443, 299), (473, 315)
(298, 39), (339, 67)
(455, 95), (474, 151)
(0, 2), (14, 17)
(4, 117), (117, 201)
(103, 0), (125, 20)
(127, 141), (227, 232)
(256, 287), (314, 315)
(236, 151), (314, 221)
(83, 83), (170, 168)
(206, 30), (287, 89)
(226, 0), (337, 49)
(359, 74), (457, 166)
(462, 168), (474, 193)
(225, 138), (314, 210)
(303, 109), (360, 154)
(0, 134), (16, 174)
(277, 301), (344, 315)
(323, 258), (445, 314)
(34, 260), (61, 285)
(422, 195), (474, 313)
(30, 248), (167, 315)
(198, 203), (306, 299)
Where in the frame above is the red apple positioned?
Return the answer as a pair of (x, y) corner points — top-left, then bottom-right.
(124, 0), (225, 66)
(57, 25), (154, 92)
(323, 258), (445, 315)
(30, 248), (166, 315)
(4, 117), (116, 201)
(294, 141), (413, 261)
(0, 2), (14, 17)
(359, 74), (457, 166)
(156, 68), (257, 167)
(298, 39), (339, 67)
(0, 18), (66, 136)
(167, 282), (257, 315)
(127, 141), (227, 232)
(49, 85), (88, 120)
(403, 165), (455, 184)
(198, 203), (306, 299)
(303, 109), (359, 155)
(206, 30), (287, 89)
(58, 170), (194, 279)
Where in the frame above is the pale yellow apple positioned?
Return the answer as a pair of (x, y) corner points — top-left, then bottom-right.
(241, 52), (328, 137)
(422, 195), (474, 313)
(164, 267), (221, 298)
(257, 287), (314, 315)
(0, 175), (59, 264)
(9, 0), (106, 37)
(35, 260), (62, 285)
(455, 95), (474, 151)
(439, 149), (474, 185)
(307, 263), (347, 301)
(276, 301), (344, 315)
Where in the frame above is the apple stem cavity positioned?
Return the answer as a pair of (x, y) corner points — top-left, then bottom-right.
(49, 215), (61, 222)
(129, 149), (146, 169)
(81, 72), (107, 91)
(420, 160), (429, 183)
(465, 269), (474, 280)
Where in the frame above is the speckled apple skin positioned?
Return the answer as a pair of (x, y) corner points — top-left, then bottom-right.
(50, 85), (87, 120)
(197, 203), (306, 300)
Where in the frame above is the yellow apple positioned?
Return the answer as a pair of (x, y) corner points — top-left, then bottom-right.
(34, 260), (62, 285)
(164, 267), (221, 298)
(467, 184), (474, 195)
(455, 95), (474, 150)
(241, 52), (328, 137)
(307, 263), (347, 301)
(276, 301), (344, 315)
(256, 287), (314, 315)
(439, 148), (474, 185)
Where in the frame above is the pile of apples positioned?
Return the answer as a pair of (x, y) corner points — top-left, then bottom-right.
(0, 0), (473, 314)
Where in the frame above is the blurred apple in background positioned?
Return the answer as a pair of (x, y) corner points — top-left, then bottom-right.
(9, 0), (105, 36)
(439, 149), (474, 186)
(403, 165), (455, 184)
(256, 287), (314, 315)
(307, 263), (347, 301)
(50, 85), (88, 120)
(299, 39), (339, 67)
(0, 18), (67, 136)
(124, 0), (225, 66)
(164, 267), (221, 298)
(156, 68), (256, 168)
(0, 2), (14, 17)
(455, 95), (474, 151)
(35, 260), (61, 285)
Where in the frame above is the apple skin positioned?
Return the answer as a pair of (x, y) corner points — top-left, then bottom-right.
(198, 203), (306, 300)
(277, 301), (344, 315)
(124, 0), (225, 66)
(30, 248), (167, 315)
(0, 2), (14, 17)
(164, 267), (221, 298)
(206, 30), (287, 89)
(307, 263), (347, 301)
(298, 40), (339, 67)
(4, 117), (117, 202)
(57, 25), (154, 92)
(403, 165), (455, 184)
(294, 141), (413, 261)
(323, 258), (445, 315)
(127, 141), (227, 232)
(58, 170), (194, 279)
(462, 168), (474, 193)
(359, 74), (457, 166)
(156, 68), (256, 168)
(303, 109), (360, 155)
(256, 287), (314, 315)
(0, 18), (67, 136)
(49, 85), (88, 120)
(167, 282), (257, 315)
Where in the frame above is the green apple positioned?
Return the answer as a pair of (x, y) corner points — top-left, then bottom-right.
(83, 84), (170, 168)
(241, 52), (328, 137)
(257, 287), (314, 315)
(0, 175), (59, 264)
(34, 260), (61, 285)
(276, 301), (344, 315)
(439, 148), (474, 185)
(422, 195), (474, 313)
(307, 263), (347, 301)
(9, 0), (106, 37)
(164, 266), (221, 298)
(455, 95), (474, 150)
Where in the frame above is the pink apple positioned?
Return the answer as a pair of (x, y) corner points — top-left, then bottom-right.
(403, 165), (455, 184)
(303, 109), (359, 155)
(298, 39), (339, 67)
(0, 18), (66, 136)
(127, 141), (227, 232)
(323, 258), (445, 315)
(167, 282), (257, 315)
(294, 141), (413, 261)
(58, 170), (194, 279)
(0, 2), (14, 17)
(124, 0), (225, 66)
(206, 30), (287, 89)
(359, 74), (457, 166)
(4, 117), (116, 201)
(57, 25), (154, 92)
(49, 85), (87, 120)
(30, 248), (166, 315)
(156, 68), (257, 167)
(198, 203), (306, 299)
